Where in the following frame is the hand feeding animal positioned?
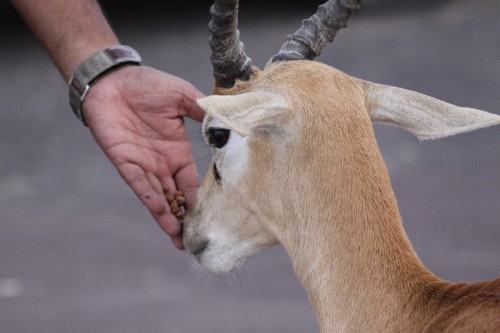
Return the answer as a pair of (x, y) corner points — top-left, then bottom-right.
(183, 0), (500, 331)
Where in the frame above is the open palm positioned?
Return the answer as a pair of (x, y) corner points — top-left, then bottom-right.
(83, 66), (205, 249)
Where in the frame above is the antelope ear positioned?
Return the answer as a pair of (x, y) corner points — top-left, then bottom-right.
(196, 91), (290, 136)
(363, 81), (500, 140)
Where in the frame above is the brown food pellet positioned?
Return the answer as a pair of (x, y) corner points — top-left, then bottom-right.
(175, 190), (186, 203)
(163, 186), (186, 220)
(170, 200), (180, 213)
(165, 195), (175, 205)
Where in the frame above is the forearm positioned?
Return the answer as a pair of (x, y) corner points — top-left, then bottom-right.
(10, 0), (119, 80)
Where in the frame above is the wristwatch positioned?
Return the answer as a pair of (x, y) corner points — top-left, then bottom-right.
(68, 45), (142, 126)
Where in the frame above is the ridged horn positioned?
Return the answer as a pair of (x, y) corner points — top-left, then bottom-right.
(271, 0), (361, 63)
(209, 0), (253, 88)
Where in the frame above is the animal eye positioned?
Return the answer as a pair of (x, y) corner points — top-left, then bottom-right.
(208, 128), (231, 148)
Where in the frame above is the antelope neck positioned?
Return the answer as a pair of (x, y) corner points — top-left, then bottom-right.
(280, 162), (442, 332)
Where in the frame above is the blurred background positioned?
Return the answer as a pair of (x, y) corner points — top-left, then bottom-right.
(0, 0), (499, 332)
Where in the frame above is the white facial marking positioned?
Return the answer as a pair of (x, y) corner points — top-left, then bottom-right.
(198, 231), (260, 274)
(204, 117), (249, 185)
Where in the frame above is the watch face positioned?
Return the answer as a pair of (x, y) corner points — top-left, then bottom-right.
(105, 46), (142, 63)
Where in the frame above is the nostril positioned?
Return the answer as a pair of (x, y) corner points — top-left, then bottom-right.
(191, 240), (209, 256)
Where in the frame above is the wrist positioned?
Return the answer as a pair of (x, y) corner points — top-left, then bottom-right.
(61, 40), (120, 81)
(68, 45), (142, 126)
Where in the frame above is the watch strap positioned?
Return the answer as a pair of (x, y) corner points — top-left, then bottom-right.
(68, 45), (142, 126)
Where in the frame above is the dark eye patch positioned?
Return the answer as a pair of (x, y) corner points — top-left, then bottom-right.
(213, 163), (221, 183)
(207, 127), (231, 148)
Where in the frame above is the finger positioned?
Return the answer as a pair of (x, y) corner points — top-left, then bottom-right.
(118, 163), (166, 215)
(118, 164), (182, 238)
(150, 174), (185, 238)
(176, 81), (206, 123)
(171, 234), (185, 250)
(155, 211), (182, 238)
(146, 171), (165, 196)
(185, 94), (206, 123)
(174, 162), (200, 209)
(159, 175), (177, 200)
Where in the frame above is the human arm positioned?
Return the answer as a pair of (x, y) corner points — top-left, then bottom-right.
(10, 0), (119, 80)
(10, 0), (205, 249)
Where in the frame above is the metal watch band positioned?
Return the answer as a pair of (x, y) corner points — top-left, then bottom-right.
(68, 45), (142, 126)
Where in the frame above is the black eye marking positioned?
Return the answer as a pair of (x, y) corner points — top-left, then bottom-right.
(207, 127), (231, 148)
(213, 163), (221, 183)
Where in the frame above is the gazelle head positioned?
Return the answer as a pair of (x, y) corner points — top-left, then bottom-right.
(183, 0), (500, 274)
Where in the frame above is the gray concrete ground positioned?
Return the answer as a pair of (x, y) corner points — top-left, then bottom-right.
(0, 0), (499, 332)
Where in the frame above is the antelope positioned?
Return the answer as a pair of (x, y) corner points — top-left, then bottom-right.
(183, 0), (500, 331)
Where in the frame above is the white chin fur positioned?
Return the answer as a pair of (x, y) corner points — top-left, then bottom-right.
(198, 240), (259, 274)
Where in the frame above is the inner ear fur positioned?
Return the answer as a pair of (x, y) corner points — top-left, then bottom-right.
(362, 80), (500, 140)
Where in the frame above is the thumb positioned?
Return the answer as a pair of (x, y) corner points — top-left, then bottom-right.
(176, 80), (206, 123)
(185, 95), (205, 123)
(174, 163), (200, 209)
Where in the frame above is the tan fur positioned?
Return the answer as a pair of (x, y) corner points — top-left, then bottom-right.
(183, 60), (500, 332)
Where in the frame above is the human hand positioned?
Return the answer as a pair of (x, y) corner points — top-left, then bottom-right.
(83, 65), (205, 250)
